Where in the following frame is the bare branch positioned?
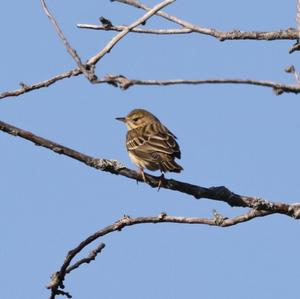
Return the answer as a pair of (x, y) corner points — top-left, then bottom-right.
(40, 0), (95, 81)
(1, 0), (299, 100)
(285, 65), (300, 83)
(1, 1), (300, 101)
(46, 209), (272, 298)
(96, 74), (300, 95)
(290, 0), (300, 53)
(47, 242), (105, 298)
(0, 68), (81, 100)
(86, 0), (175, 66)
(289, 42), (300, 54)
(66, 243), (105, 274)
(113, 0), (298, 42)
(37, 0), (176, 85)
(1, 119), (300, 219)
(78, 22), (298, 41)
(1, 71), (300, 101)
(77, 23), (193, 34)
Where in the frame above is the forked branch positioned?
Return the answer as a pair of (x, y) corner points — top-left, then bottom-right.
(47, 209), (272, 298)
(1, 0), (300, 100)
(40, 0), (94, 81)
(40, 0), (175, 82)
(113, 0), (299, 42)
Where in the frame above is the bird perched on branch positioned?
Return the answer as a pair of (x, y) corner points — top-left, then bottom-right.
(116, 108), (183, 183)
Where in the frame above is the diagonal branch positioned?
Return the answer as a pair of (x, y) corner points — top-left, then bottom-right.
(1, 119), (300, 219)
(86, 0), (175, 66)
(46, 209), (273, 298)
(40, 0), (95, 81)
(0, 68), (81, 100)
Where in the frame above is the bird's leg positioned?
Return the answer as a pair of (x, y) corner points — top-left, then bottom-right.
(157, 172), (165, 191)
(139, 167), (147, 183)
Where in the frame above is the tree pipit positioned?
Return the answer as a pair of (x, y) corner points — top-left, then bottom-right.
(116, 108), (183, 188)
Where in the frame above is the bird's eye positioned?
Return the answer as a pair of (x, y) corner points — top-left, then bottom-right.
(133, 117), (139, 122)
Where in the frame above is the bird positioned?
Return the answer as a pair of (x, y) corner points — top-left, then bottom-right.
(116, 108), (183, 184)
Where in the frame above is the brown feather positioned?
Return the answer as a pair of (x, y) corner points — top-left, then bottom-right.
(117, 109), (183, 174)
(126, 122), (182, 173)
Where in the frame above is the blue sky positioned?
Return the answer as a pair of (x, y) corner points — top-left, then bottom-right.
(1, 1), (299, 298)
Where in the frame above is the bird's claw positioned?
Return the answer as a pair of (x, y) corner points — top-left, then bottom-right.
(157, 173), (165, 191)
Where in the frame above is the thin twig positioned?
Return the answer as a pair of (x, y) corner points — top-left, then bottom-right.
(113, 0), (298, 42)
(0, 68), (81, 100)
(40, 0), (95, 81)
(285, 65), (300, 83)
(77, 23), (193, 34)
(46, 209), (272, 298)
(1, 119), (300, 219)
(66, 243), (105, 274)
(86, 0), (175, 66)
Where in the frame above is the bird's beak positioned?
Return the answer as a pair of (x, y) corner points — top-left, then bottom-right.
(115, 117), (126, 122)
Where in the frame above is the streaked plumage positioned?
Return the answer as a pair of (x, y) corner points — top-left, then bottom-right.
(116, 109), (183, 180)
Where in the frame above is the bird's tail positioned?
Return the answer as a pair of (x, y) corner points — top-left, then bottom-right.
(160, 160), (183, 173)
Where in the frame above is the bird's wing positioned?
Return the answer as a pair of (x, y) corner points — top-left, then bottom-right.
(126, 122), (181, 160)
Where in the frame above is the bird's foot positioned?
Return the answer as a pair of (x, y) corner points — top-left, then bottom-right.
(157, 173), (165, 191)
(139, 168), (147, 183)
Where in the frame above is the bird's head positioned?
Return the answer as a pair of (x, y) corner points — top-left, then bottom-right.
(116, 109), (160, 130)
